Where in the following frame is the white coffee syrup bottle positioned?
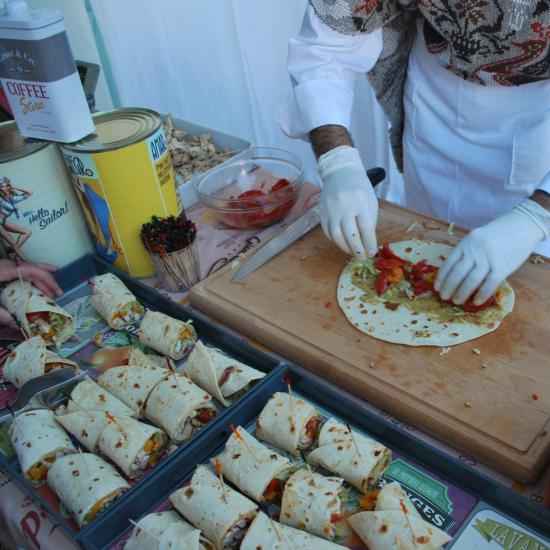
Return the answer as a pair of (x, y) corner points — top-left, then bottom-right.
(0, 0), (94, 142)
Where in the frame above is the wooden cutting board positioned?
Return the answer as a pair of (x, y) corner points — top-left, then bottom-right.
(190, 201), (550, 483)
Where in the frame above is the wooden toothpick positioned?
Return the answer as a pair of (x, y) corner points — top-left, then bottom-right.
(105, 411), (128, 442)
(13, 259), (24, 286)
(346, 422), (363, 457)
(82, 275), (108, 296)
(283, 372), (295, 417)
(77, 447), (92, 476)
(167, 360), (185, 393)
(215, 458), (228, 502)
(129, 519), (162, 543)
(230, 424), (260, 462)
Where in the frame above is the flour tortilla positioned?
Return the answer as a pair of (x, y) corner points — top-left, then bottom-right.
(66, 378), (136, 418)
(2, 336), (77, 388)
(170, 465), (258, 550)
(256, 392), (321, 455)
(97, 415), (167, 478)
(90, 273), (145, 329)
(348, 482), (451, 550)
(337, 240), (515, 346)
(127, 347), (168, 369)
(186, 341), (265, 405)
(212, 426), (290, 502)
(308, 418), (391, 493)
(55, 409), (109, 452)
(0, 281), (75, 345)
(47, 453), (129, 527)
(241, 512), (344, 549)
(97, 365), (168, 417)
(145, 373), (215, 443)
(280, 469), (344, 540)
(139, 310), (197, 360)
(124, 510), (213, 550)
(9, 409), (76, 484)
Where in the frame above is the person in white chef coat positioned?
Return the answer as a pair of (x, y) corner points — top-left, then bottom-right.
(278, 0), (550, 306)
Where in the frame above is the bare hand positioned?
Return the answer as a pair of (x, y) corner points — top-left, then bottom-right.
(0, 259), (62, 298)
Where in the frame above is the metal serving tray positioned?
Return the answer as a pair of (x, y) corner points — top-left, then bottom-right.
(86, 364), (550, 550)
(0, 254), (282, 547)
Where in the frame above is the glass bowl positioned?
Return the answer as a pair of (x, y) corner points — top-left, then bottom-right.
(193, 147), (304, 229)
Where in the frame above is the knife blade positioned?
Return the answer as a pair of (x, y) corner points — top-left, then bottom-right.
(231, 166), (386, 283)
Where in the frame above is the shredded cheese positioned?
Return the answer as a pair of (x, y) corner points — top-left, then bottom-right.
(446, 222), (455, 236)
(406, 221), (419, 234)
(472, 348), (481, 355)
(464, 401), (473, 408)
(439, 347), (451, 356)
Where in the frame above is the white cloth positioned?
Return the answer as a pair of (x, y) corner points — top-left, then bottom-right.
(278, 7), (550, 257)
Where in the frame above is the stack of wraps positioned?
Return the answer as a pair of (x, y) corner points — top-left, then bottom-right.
(170, 465), (258, 549)
(90, 273), (145, 329)
(256, 392), (322, 455)
(139, 310), (196, 360)
(47, 453), (130, 526)
(280, 469), (344, 541)
(10, 409), (75, 484)
(124, 511), (213, 550)
(308, 418), (391, 492)
(241, 512), (344, 549)
(97, 365), (169, 417)
(213, 426), (291, 502)
(145, 371), (216, 443)
(186, 341), (265, 406)
(0, 281), (75, 345)
(3, 336), (78, 388)
(348, 482), (452, 549)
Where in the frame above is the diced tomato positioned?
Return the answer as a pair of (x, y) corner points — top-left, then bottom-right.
(27, 312), (49, 324)
(238, 189), (264, 199)
(269, 178), (290, 193)
(330, 513), (342, 524)
(378, 243), (410, 264)
(218, 366), (235, 387)
(196, 408), (216, 424)
(264, 478), (285, 502)
(305, 417), (321, 440)
(374, 258), (403, 270)
(375, 271), (392, 295)
(461, 295), (495, 313)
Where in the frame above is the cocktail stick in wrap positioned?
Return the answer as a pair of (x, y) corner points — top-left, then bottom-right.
(256, 392), (322, 455)
(3, 336), (78, 388)
(348, 482), (452, 549)
(90, 273), (145, 329)
(98, 415), (167, 478)
(170, 465), (258, 550)
(186, 341), (265, 406)
(241, 511), (345, 550)
(97, 365), (168, 417)
(47, 453), (130, 527)
(1, 281), (75, 345)
(280, 469), (345, 541)
(145, 372), (216, 443)
(212, 426), (291, 503)
(124, 510), (214, 550)
(65, 378), (136, 418)
(9, 409), (76, 485)
(308, 418), (391, 493)
(139, 310), (197, 360)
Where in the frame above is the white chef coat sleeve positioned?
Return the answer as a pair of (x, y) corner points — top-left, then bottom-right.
(277, 5), (383, 140)
(537, 170), (550, 195)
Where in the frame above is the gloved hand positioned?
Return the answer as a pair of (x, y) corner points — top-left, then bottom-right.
(317, 145), (378, 257)
(434, 199), (550, 305)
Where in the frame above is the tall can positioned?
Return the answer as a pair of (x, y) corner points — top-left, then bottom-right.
(0, 121), (93, 266)
(0, 0), (94, 142)
(60, 108), (180, 278)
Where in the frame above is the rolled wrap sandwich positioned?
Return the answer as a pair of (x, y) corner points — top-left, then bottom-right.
(125, 347), (168, 369)
(308, 418), (391, 492)
(212, 426), (292, 503)
(47, 453), (130, 526)
(98, 414), (167, 478)
(280, 469), (345, 541)
(145, 372), (216, 443)
(124, 510), (214, 550)
(3, 336), (78, 388)
(97, 365), (168, 417)
(55, 408), (109, 452)
(241, 512), (345, 550)
(90, 273), (145, 329)
(186, 341), (265, 405)
(348, 482), (452, 550)
(256, 392), (322, 455)
(10, 409), (76, 485)
(65, 378), (136, 417)
(139, 310), (196, 360)
(1, 281), (75, 345)
(170, 465), (258, 550)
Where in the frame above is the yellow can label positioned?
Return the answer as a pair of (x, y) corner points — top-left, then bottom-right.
(61, 126), (179, 277)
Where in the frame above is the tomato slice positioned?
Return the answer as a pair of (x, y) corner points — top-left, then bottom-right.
(330, 513), (342, 524)
(196, 408), (216, 424)
(269, 178), (290, 193)
(461, 295), (495, 313)
(238, 189), (264, 199)
(27, 312), (49, 324)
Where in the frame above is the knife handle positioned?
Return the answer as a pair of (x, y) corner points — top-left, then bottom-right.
(366, 167), (386, 187)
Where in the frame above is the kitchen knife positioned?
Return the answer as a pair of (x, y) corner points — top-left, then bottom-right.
(231, 167), (386, 283)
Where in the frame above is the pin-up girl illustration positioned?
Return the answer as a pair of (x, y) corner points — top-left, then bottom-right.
(0, 177), (32, 261)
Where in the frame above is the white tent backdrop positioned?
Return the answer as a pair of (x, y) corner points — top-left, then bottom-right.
(89, 0), (403, 198)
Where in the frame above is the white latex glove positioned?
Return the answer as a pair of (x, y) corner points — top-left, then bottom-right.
(434, 199), (550, 305)
(317, 146), (378, 257)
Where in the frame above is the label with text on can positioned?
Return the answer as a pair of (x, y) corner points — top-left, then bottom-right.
(60, 108), (180, 277)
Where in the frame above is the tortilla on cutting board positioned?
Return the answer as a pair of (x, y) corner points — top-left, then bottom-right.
(337, 240), (515, 346)
(3, 336), (78, 388)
